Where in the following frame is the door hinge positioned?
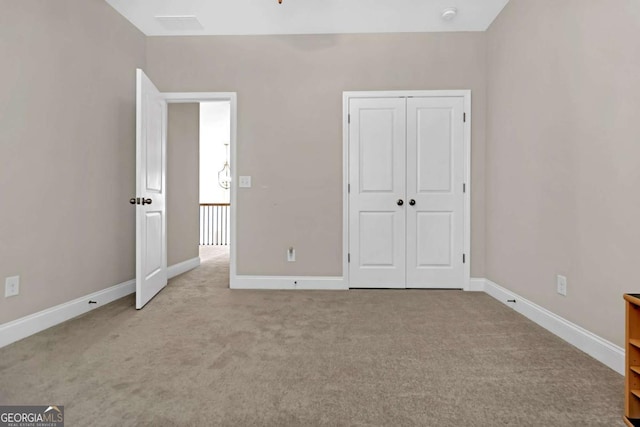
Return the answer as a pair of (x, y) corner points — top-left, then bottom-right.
(463, 254), (466, 264)
(348, 253), (351, 263)
(348, 114), (351, 124)
(348, 184), (350, 193)
(463, 112), (467, 123)
(463, 183), (466, 193)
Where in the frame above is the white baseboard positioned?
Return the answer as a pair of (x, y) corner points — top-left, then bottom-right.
(0, 258), (202, 348)
(1, 268), (625, 377)
(477, 278), (624, 375)
(468, 278), (486, 292)
(231, 275), (347, 290)
(0, 279), (135, 348)
(168, 257), (201, 280)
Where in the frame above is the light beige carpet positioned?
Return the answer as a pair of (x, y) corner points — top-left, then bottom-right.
(0, 246), (624, 426)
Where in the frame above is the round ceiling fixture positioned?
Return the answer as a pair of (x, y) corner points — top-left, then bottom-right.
(441, 7), (458, 21)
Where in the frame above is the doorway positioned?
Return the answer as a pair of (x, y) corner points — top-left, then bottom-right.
(164, 92), (238, 285)
(199, 101), (232, 264)
(343, 91), (471, 290)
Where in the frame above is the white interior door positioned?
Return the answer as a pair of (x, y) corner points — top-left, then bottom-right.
(347, 93), (468, 289)
(135, 69), (167, 309)
(406, 97), (465, 288)
(348, 98), (406, 288)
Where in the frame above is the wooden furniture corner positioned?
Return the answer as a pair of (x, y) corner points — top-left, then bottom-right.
(624, 293), (640, 426)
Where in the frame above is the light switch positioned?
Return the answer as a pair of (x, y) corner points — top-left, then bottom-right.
(239, 176), (252, 188)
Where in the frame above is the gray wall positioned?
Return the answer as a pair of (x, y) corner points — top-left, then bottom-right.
(146, 33), (488, 277)
(0, 0), (146, 324)
(167, 103), (200, 266)
(485, 0), (640, 347)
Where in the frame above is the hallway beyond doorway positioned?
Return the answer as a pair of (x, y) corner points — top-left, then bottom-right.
(199, 245), (229, 265)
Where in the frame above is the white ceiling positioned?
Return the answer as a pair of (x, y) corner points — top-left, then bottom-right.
(105, 0), (511, 36)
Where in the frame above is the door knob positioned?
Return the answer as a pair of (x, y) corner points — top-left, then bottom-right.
(409, 199), (416, 206)
(142, 198), (152, 205)
(130, 198), (137, 205)
(397, 199), (404, 206)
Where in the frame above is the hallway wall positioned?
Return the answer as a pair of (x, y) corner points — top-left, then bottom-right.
(167, 103), (200, 267)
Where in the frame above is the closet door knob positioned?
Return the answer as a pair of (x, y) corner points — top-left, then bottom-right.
(409, 199), (416, 206)
(397, 199), (404, 206)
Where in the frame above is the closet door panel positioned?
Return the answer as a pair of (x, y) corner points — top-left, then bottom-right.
(348, 98), (406, 288)
(406, 97), (465, 289)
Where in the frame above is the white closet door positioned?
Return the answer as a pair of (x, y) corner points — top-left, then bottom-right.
(405, 97), (465, 288)
(348, 98), (406, 288)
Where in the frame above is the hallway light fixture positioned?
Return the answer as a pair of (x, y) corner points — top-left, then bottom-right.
(218, 142), (231, 190)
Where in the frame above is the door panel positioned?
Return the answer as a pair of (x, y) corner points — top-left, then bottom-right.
(144, 212), (162, 278)
(349, 98), (406, 288)
(406, 97), (465, 288)
(136, 69), (168, 308)
(359, 212), (397, 266)
(417, 108), (453, 193)
(416, 212), (452, 267)
(145, 99), (164, 192)
(360, 109), (396, 193)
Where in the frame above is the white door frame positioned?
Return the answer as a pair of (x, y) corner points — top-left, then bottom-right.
(162, 92), (238, 284)
(342, 90), (472, 291)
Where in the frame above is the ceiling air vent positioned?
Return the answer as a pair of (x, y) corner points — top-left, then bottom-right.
(155, 15), (204, 31)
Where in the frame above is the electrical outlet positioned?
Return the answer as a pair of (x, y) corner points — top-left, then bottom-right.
(287, 247), (295, 262)
(556, 275), (567, 296)
(5, 276), (20, 298)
